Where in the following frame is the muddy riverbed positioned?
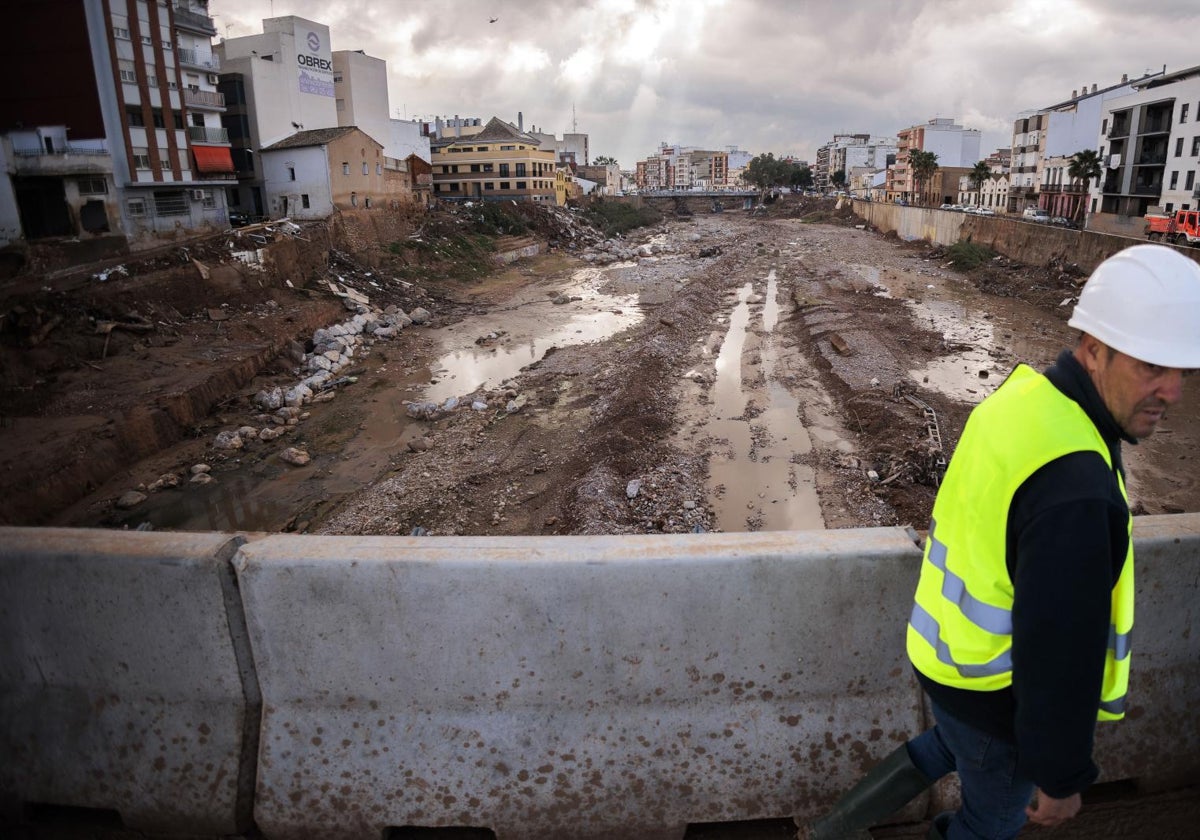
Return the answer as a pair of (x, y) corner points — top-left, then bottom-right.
(40, 211), (1200, 535)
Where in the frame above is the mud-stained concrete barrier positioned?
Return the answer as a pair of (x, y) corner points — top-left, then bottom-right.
(2, 515), (1198, 838)
(236, 529), (926, 840)
(0, 529), (259, 834)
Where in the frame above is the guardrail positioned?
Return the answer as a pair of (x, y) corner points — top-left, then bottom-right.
(2, 515), (1198, 837)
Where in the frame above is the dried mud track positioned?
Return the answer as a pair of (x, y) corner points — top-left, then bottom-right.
(320, 212), (1200, 538)
(321, 215), (951, 537)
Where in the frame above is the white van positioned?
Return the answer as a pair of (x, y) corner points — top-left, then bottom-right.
(1023, 207), (1050, 222)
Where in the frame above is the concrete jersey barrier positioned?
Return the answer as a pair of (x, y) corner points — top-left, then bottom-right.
(0, 528), (260, 834)
(234, 528), (927, 840)
(2, 514), (1198, 838)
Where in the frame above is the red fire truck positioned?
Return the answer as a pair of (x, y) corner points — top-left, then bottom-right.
(1145, 209), (1200, 246)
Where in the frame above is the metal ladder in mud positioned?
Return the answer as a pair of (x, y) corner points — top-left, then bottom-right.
(894, 383), (948, 485)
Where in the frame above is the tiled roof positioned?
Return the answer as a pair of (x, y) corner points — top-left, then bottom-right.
(262, 126), (359, 151)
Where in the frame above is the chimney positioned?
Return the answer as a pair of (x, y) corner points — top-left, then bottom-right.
(1072, 89), (1078, 99)
(454, 114), (460, 138)
(518, 111), (524, 131)
(1121, 73), (1128, 83)
(1092, 84), (1097, 93)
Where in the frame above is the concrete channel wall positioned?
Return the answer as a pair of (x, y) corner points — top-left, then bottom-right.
(2, 516), (1198, 838)
(850, 201), (1200, 274)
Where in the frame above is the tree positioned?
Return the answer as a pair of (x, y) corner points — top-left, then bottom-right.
(745, 153), (786, 189)
(831, 169), (847, 188)
(908, 149), (939, 206)
(1067, 149), (1102, 224)
(790, 165), (814, 190)
(594, 155), (618, 166)
(969, 161), (992, 206)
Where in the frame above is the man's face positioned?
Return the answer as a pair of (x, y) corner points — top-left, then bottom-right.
(1077, 336), (1185, 439)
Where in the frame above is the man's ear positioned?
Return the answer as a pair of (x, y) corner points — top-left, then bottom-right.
(1075, 333), (1105, 375)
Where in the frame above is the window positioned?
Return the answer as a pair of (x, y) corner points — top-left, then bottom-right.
(119, 60), (136, 83)
(1183, 104), (1191, 123)
(141, 35), (153, 46)
(287, 166), (296, 181)
(1188, 171), (1197, 190)
(301, 194), (311, 209)
(516, 163), (526, 176)
(470, 164), (480, 173)
(449, 164), (458, 173)
(1192, 137), (1200, 156)
(333, 74), (343, 82)
(132, 149), (151, 169)
(127, 197), (147, 216)
(113, 26), (130, 39)
(202, 190), (216, 209)
(126, 106), (145, 127)
(484, 182), (494, 190)
(362, 162), (368, 175)
(336, 98), (345, 112)
(77, 178), (108, 195)
(151, 109), (165, 128)
(1170, 171), (1179, 189)
(500, 145), (515, 151)
(364, 196), (371, 208)
(342, 162), (350, 175)
(500, 181), (510, 190)
(153, 191), (188, 216)
(499, 163), (509, 176)
(350, 191), (358, 206)
(146, 72), (158, 88)
(1166, 203), (1175, 213)
(483, 163), (493, 172)
(1176, 138), (1185, 157)
(376, 163), (382, 175)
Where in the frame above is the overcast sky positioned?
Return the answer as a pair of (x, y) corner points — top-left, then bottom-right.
(208, 0), (1200, 167)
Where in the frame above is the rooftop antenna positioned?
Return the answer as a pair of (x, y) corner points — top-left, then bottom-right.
(572, 103), (577, 133)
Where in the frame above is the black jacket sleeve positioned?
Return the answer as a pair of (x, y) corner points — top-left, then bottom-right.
(1008, 451), (1129, 798)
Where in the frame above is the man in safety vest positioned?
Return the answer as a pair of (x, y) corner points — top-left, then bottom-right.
(802, 244), (1200, 840)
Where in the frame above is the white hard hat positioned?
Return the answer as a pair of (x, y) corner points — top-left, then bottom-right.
(1068, 244), (1200, 368)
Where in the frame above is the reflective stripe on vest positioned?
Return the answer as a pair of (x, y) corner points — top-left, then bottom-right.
(906, 364), (1134, 721)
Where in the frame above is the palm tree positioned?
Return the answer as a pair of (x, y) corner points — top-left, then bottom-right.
(1067, 149), (1102, 224)
(969, 161), (992, 208)
(908, 150), (939, 206)
(594, 155), (618, 166)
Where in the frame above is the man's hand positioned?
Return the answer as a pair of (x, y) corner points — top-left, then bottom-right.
(1026, 788), (1082, 827)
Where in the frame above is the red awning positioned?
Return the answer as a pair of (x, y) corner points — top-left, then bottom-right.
(192, 144), (235, 174)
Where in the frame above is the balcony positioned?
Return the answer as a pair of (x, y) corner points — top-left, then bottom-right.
(184, 88), (225, 110)
(1107, 123), (1130, 139)
(1135, 151), (1167, 166)
(188, 125), (229, 143)
(172, 4), (217, 35)
(177, 47), (220, 71)
(9, 144), (112, 175)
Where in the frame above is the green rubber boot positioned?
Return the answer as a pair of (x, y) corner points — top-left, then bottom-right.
(799, 744), (934, 840)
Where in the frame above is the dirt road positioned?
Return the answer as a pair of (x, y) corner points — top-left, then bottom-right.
(17, 203), (1199, 535)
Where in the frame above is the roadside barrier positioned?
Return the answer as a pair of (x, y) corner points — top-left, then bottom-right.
(2, 515), (1197, 838)
(0, 529), (259, 834)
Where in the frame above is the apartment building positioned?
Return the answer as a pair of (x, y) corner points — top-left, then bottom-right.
(430, 117), (556, 203)
(1007, 74), (1150, 216)
(1095, 65), (1200, 219)
(2, 0), (235, 250)
(816, 134), (897, 191)
(887, 118), (980, 203)
(216, 16), (339, 218)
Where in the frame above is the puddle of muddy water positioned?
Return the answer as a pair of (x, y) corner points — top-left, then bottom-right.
(703, 270), (824, 533)
(84, 261), (647, 533)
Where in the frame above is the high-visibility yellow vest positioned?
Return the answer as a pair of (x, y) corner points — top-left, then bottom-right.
(906, 364), (1133, 721)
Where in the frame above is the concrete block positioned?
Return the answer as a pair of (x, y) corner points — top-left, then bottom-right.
(1093, 513), (1200, 790)
(0, 528), (258, 834)
(235, 528), (925, 840)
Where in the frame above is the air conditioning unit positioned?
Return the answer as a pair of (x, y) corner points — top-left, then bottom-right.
(191, 189), (206, 201)
(206, 73), (219, 85)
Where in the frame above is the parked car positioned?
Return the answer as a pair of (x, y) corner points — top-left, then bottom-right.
(1022, 207), (1050, 222)
(975, 208), (996, 216)
(228, 210), (251, 228)
(1050, 216), (1079, 229)
(939, 203), (955, 210)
